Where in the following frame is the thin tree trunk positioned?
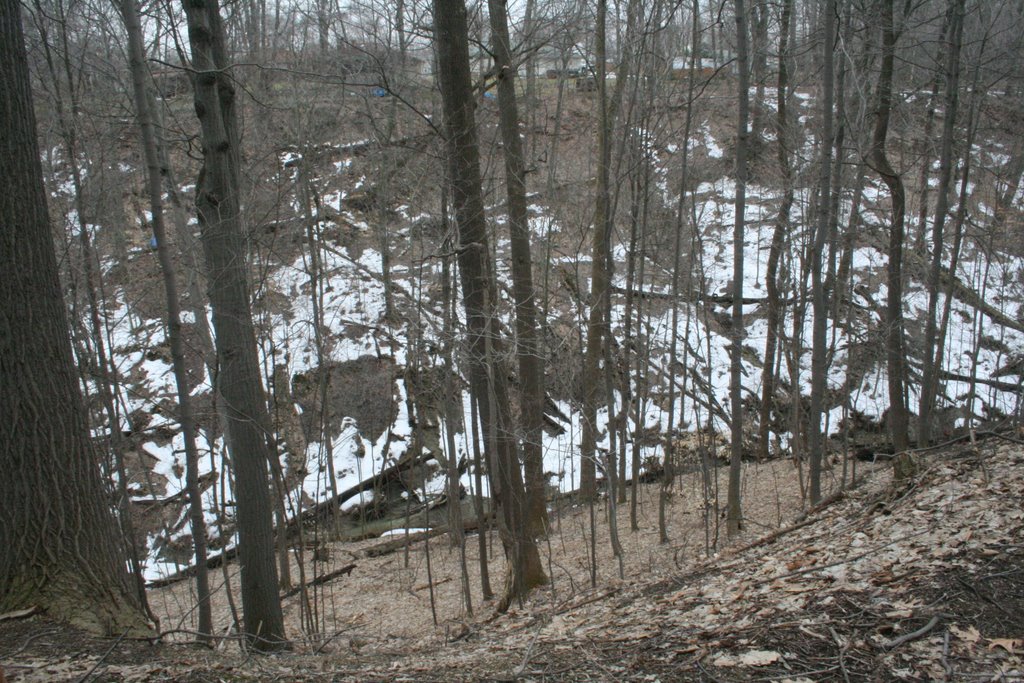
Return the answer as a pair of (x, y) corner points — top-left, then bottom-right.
(180, 0), (286, 650)
(808, 0), (835, 505)
(726, 0), (750, 537)
(580, 0), (613, 502)
(751, 0), (768, 136)
(919, 0), (965, 446)
(441, 247), (472, 616)
(120, 0), (212, 639)
(469, 393), (493, 601)
(757, 0), (794, 462)
(870, 0), (910, 453)
(487, 0), (549, 538)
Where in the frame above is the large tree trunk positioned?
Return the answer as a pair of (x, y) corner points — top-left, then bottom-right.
(870, 0), (910, 453)
(180, 0), (286, 650)
(0, 0), (149, 635)
(726, 0), (751, 537)
(432, 0), (546, 608)
(487, 0), (549, 538)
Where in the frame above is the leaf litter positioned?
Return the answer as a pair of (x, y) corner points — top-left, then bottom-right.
(1, 438), (1022, 681)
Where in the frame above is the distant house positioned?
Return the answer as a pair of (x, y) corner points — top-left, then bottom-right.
(668, 56), (727, 80)
(537, 55), (586, 79)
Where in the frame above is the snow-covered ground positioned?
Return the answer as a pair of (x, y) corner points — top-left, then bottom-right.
(64, 115), (1024, 582)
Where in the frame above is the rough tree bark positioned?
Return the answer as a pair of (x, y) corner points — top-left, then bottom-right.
(431, 0), (546, 608)
(179, 0), (286, 650)
(0, 0), (149, 635)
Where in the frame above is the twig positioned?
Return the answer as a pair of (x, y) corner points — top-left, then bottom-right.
(955, 575), (1017, 618)
(312, 624), (359, 655)
(3, 628), (59, 658)
(733, 516), (818, 554)
(942, 630), (953, 679)
(76, 629), (128, 683)
(512, 616), (546, 678)
(551, 587), (620, 616)
(414, 576), (452, 592)
(793, 491), (845, 523)
(830, 626), (850, 683)
(988, 431), (1024, 447)
(882, 616), (940, 650)
(152, 628), (248, 644)
(757, 666), (841, 681)
(0, 606), (39, 623)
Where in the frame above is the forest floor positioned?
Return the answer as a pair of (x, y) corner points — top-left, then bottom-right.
(2, 437), (1023, 682)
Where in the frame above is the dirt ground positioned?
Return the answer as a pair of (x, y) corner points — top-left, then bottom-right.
(4, 439), (1022, 681)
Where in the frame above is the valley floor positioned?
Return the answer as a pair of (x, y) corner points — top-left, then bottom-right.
(2, 438), (1022, 681)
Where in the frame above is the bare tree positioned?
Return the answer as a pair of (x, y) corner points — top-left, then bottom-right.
(757, 0), (794, 463)
(487, 0), (549, 538)
(579, 0), (613, 504)
(726, 0), (750, 537)
(119, 0), (213, 639)
(870, 0), (910, 454)
(919, 0), (966, 446)
(180, 0), (286, 650)
(431, 0), (546, 608)
(807, 0), (836, 505)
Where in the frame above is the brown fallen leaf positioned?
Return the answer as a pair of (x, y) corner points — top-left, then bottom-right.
(987, 638), (1023, 654)
(870, 570), (896, 586)
(713, 650), (782, 667)
(949, 624), (981, 644)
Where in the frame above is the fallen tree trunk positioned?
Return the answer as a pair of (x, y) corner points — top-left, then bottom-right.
(903, 250), (1024, 334)
(147, 450), (434, 588)
(940, 269), (1024, 333)
(280, 563), (356, 600)
(288, 450), (434, 532)
(361, 514), (493, 558)
(610, 284), (792, 306)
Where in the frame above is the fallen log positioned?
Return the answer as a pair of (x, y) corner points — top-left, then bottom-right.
(610, 284), (789, 306)
(147, 451), (434, 588)
(280, 563), (356, 600)
(361, 515), (492, 558)
(287, 450), (434, 532)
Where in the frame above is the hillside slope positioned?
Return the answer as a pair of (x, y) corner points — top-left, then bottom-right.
(1, 438), (1021, 681)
